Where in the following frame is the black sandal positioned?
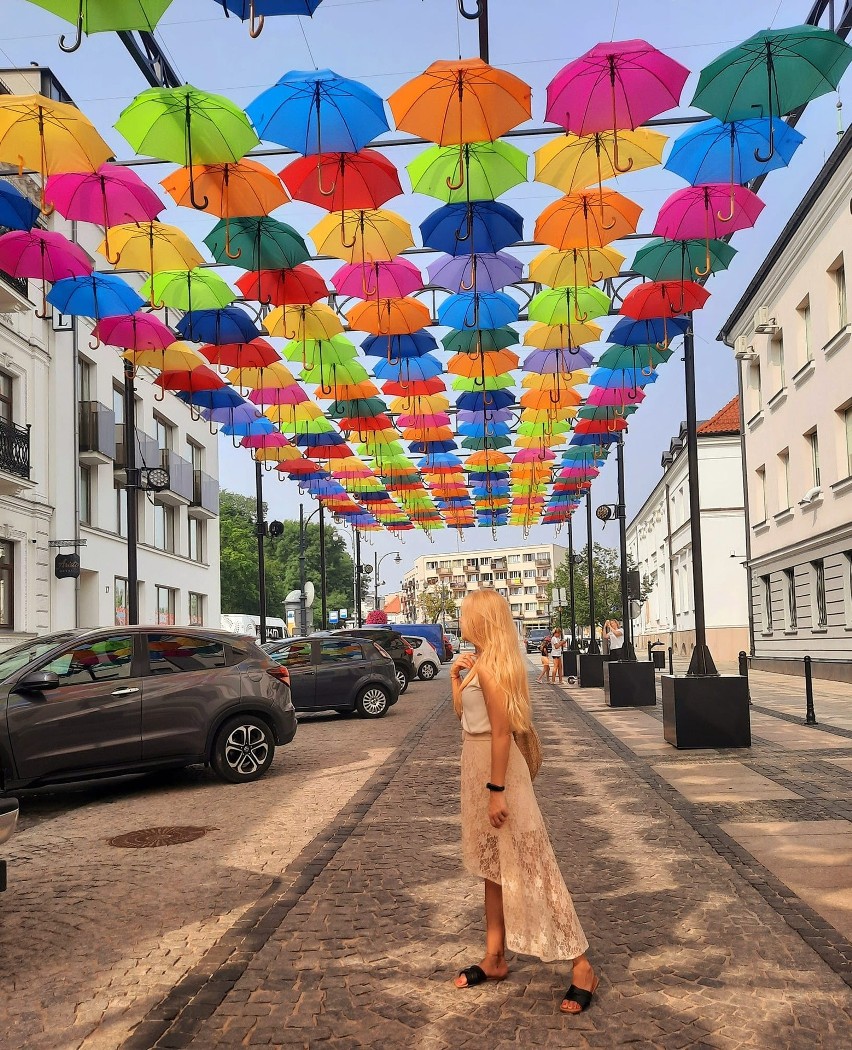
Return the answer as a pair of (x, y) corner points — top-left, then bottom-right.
(560, 976), (599, 1013)
(456, 964), (506, 988)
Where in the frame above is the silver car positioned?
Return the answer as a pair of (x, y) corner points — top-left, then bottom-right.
(404, 637), (441, 681)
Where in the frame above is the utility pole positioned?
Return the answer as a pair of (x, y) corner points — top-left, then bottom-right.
(122, 359), (139, 625)
(318, 503), (327, 630)
(255, 461), (267, 644)
(616, 433), (636, 660)
(298, 503), (307, 636)
(585, 489), (600, 654)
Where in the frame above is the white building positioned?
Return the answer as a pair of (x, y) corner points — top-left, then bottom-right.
(0, 66), (220, 652)
(401, 542), (567, 629)
(626, 398), (749, 665)
(720, 126), (852, 682)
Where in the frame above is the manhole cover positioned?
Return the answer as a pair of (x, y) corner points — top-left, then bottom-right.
(108, 826), (214, 848)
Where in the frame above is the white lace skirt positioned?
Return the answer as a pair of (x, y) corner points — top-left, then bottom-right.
(460, 732), (589, 962)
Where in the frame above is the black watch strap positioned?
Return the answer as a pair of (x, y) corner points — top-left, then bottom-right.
(486, 782), (505, 792)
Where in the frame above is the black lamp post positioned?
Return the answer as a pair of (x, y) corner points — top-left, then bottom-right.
(578, 489), (605, 687)
(374, 550), (401, 611)
(567, 516), (579, 652)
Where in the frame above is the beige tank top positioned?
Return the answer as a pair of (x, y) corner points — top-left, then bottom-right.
(461, 674), (491, 734)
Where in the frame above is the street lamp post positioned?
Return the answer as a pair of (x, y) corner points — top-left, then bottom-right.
(616, 433), (636, 661)
(585, 489), (600, 655)
(354, 528), (363, 627)
(567, 516), (578, 652)
(297, 503), (327, 635)
(374, 550), (401, 611)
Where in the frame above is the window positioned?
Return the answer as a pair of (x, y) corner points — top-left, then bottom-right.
(750, 360), (762, 414)
(0, 540), (13, 630)
(319, 638), (364, 662)
(844, 553), (852, 627)
(0, 371), (12, 423)
(761, 575), (773, 632)
(188, 592), (203, 626)
(272, 641), (312, 668)
(778, 450), (790, 511)
(784, 568), (797, 630)
(833, 261), (848, 329)
(114, 576), (129, 626)
(806, 429), (820, 488)
(811, 560), (827, 628)
(770, 334), (785, 390)
(112, 383), (124, 425)
(154, 503), (175, 552)
(147, 633), (225, 675)
(153, 414), (173, 451)
(523, 569), (536, 578)
(79, 466), (92, 526)
(188, 517), (203, 563)
(508, 554), (521, 564)
(42, 636), (132, 686)
(755, 466), (767, 523)
(77, 357), (94, 402)
(187, 440), (203, 472)
(844, 406), (852, 480)
(523, 553), (535, 562)
(156, 585), (176, 625)
(797, 298), (812, 363)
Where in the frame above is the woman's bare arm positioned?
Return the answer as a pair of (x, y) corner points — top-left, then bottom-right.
(478, 666), (512, 828)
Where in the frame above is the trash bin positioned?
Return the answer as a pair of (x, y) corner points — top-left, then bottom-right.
(652, 650), (666, 670)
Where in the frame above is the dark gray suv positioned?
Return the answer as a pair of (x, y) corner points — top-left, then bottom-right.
(0, 627), (297, 789)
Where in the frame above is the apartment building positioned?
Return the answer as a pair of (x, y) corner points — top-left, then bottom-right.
(400, 543), (567, 629)
(626, 398), (749, 664)
(0, 67), (220, 651)
(720, 125), (852, 681)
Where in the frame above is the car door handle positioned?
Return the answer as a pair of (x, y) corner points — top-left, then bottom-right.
(111, 687), (140, 696)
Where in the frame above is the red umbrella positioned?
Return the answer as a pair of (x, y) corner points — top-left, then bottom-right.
(236, 264), (327, 306)
(280, 149), (402, 211)
(573, 418), (629, 434)
(620, 280), (710, 319)
(0, 228), (92, 317)
(200, 337), (280, 369)
(381, 377), (446, 396)
(153, 365), (223, 401)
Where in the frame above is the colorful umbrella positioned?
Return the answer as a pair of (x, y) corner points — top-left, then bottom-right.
(428, 251), (521, 293)
(213, 1), (325, 38)
(522, 347), (594, 372)
(95, 312), (175, 351)
(632, 238), (736, 282)
(99, 221), (204, 276)
(248, 69), (389, 154)
(438, 290), (518, 329)
(597, 344), (672, 373)
(535, 189), (641, 251)
(524, 320), (602, 349)
(236, 263), (327, 305)
(280, 149), (401, 211)
(609, 314), (689, 347)
(620, 280), (710, 319)
(310, 208), (413, 264)
(203, 336), (280, 370)
(0, 228), (92, 317)
(653, 184), (764, 273)
(528, 245), (623, 287)
(204, 215), (309, 271)
(47, 272), (144, 319)
(665, 117), (804, 190)
(176, 306), (259, 344)
(408, 140), (528, 202)
(362, 331), (437, 359)
(534, 128), (666, 194)
(528, 285), (610, 325)
(0, 180), (41, 231)
(142, 268), (236, 312)
(122, 341), (207, 373)
(443, 326), (518, 352)
(266, 304), (344, 341)
(448, 349), (519, 377)
(347, 297), (431, 336)
(421, 200), (523, 256)
(332, 258), (422, 299)
(26, 1), (175, 51)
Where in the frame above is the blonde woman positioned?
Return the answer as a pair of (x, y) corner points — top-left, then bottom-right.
(451, 590), (598, 1015)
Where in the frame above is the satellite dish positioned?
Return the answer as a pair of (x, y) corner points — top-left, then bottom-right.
(304, 581), (315, 607)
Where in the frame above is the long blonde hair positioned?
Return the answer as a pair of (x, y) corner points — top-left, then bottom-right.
(455, 589), (531, 733)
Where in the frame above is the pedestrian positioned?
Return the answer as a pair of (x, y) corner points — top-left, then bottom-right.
(549, 626), (565, 684)
(604, 619), (624, 660)
(450, 590), (597, 1014)
(536, 638), (550, 683)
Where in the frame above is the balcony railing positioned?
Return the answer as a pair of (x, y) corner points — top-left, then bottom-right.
(157, 448), (193, 504)
(78, 401), (116, 461)
(0, 417), (30, 479)
(190, 468), (219, 517)
(114, 424), (159, 471)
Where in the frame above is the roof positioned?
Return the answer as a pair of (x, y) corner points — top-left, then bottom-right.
(696, 396), (740, 436)
(383, 595), (402, 614)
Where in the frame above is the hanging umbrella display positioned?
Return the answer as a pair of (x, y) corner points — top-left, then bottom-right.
(332, 258), (422, 299)
(546, 39), (689, 172)
(47, 272), (145, 320)
(122, 341), (207, 375)
(0, 181), (41, 231)
(528, 285), (610, 325)
(443, 326), (518, 352)
(25, 1), (175, 52)
(692, 25), (852, 161)
(654, 184), (763, 274)
(154, 364), (224, 398)
(310, 208), (413, 264)
(0, 93), (113, 211)
(390, 58), (531, 147)
(361, 332), (438, 362)
(534, 128), (666, 194)
(266, 303), (344, 341)
(620, 280), (710, 319)
(374, 354), (444, 383)
(0, 228), (92, 317)
(115, 85), (259, 209)
(522, 347), (594, 372)
(203, 335), (280, 371)
(408, 140), (527, 203)
(438, 290), (518, 330)
(535, 189), (641, 251)
(524, 320), (602, 349)
(421, 200), (523, 256)
(528, 245), (623, 288)
(213, 0), (325, 39)
(176, 305), (259, 344)
(98, 221), (204, 277)
(177, 384), (244, 412)
(428, 251), (521, 293)
(448, 349), (519, 377)
(236, 263), (327, 305)
(597, 343), (672, 374)
(347, 297), (431, 336)
(204, 215), (309, 270)
(609, 314), (689, 347)
(281, 149), (401, 211)
(142, 268), (236, 312)
(632, 237), (736, 282)
(248, 69), (389, 154)
(95, 311), (174, 351)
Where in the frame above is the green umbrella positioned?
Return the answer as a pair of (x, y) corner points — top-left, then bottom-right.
(142, 268), (236, 311)
(518, 420), (572, 436)
(28, 1), (174, 52)
(693, 25), (852, 161)
(407, 140), (528, 204)
(576, 404), (639, 420)
(115, 85), (259, 208)
(461, 436), (513, 450)
(442, 326), (519, 353)
(283, 337), (357, 367)
(303, 360), (370, 388)
(204, 217), (309, 271)
(528, 286), (611, 325)
(632, 238), (736, 282)
(451, 374), (514, 391)
(327, 397), (388, 419)
(596, 344), (673, 372)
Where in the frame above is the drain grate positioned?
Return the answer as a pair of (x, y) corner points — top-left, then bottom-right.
(108, 826), (214, 849)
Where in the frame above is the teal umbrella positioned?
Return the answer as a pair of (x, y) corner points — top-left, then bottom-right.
(632, 238), (736, 282)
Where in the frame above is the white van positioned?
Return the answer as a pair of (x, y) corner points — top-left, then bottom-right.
(220, 614), (288, 641)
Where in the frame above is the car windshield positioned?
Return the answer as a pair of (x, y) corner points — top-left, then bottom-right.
(0, 633), (78, 682)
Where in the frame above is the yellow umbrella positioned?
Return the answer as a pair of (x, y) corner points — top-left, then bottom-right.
(529, 246), (624, 288)
(263, 403), (325, 426)
(99, 221), (204, 272)
(309, 209), (413, 264)
(0, 93), (113, 212)
(516, 433), (566, 448)
(265, 303), (343, 341)
(534, 129), (667, 194)
(520, 405), (578, 423)
(524, 322), (602, 349)
(521, 377), (584, 398)
(388, 393), (451, 414)
(231, 361), (299, 389)
(121, 341), (205, 372)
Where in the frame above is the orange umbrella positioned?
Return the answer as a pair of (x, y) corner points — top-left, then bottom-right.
(447, 349), (519, 377)
(347, 297), (431, 336)
(535, 189), (641, 252)
(316, 381), (378, 400)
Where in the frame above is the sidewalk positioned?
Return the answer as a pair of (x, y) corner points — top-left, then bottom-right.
(124, 673), (852, 1050)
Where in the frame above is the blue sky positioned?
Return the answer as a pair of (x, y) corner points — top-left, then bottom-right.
(3, 0), (849, 594)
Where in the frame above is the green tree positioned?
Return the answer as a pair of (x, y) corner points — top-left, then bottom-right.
(419, 586), (456, 624)
(551, 543), (646, 634)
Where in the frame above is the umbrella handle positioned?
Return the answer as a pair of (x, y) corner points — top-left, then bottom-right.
(361, 265), (378, 297)
(88, 332), (101, 350)
(35, 280), (50, 321)
(460, 254), (477, 292)
(340, 213), (359, 250)
(154, 386), (165, 403)
(608, 71), (634, 174)
(249, 0), (265, 37)
(446, 144), (467, 192)
(224, 217), (243, 260)
(694, 235), (712, 279)
(463, 295), (480, 329)
(188, 173), (209, 211)
(716, 186), (736, 224)
(455, 206), (473, 243)
(58, 2), (83, 52)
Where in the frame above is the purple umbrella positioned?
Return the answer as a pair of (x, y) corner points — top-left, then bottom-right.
(427, 252), (522, 293)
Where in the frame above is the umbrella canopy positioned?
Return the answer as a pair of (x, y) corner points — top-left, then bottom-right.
(27, 1), (174, 49)
(665, 117), (804, 186)
(374, 355), (443, 382)
(154, 363), (224, 393)
(95, 311), (174, 350)
(535, 189), (641, 250)
(0, 229), (92, 288)
(632, 237), (736, 282)
(597, 344), (672, 371)
(310, 208), (413, 263)
(161, 157), (289, 216)
(347, 297), (431, 336)
(528, 285), (610, 324)
(389, 58), (531, 145)
(236, 263), (327, 305)
(122, 341), (206, 372)
(213, 1), (325, 38)
(609, 314), (689, 347)
(143, 268), (236, 312)
(99, 221), (203, 273)
(408, 140), (528, 203)
(47, 272), (144, 318)
(438, 291), (519, 329)
(421, 200), (523, 256)
(524, 320), (602, 349)
(447, 349), (519, 376)
(442, 326), (519, 352)
(534, 128), (667, 193)
(177, 385), (244, 409)
(332, 258), (422, 299)
(204, 215), (309, 270)
(176, 306), (259, 344)
(266, 303), (344, 341)
(654, 183), (764, 240)
(0, 181), (39, 231)
(428, 251), (521, 293)
(620, 280), (710, 319)
(528, 245), (623, 287)
(522, 347), (594, 372)
(202, 336), (280, 369)
(280, 149), (401, 211)
(362, 331), (437, 359)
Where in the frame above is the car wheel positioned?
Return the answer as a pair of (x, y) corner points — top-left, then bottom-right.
(419, 661), (438, 681)
(211, 715), (275, 784)
(395, 667), (409, 694)
(356, 685), (390, 718)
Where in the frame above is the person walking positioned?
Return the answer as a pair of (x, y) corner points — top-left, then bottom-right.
(549, 626), (565, 684)
(450, 590), (597, 1014)
(536, 637), (551, 683)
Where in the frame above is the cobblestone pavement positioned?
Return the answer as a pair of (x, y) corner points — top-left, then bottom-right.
(0, 677), (447, 1050)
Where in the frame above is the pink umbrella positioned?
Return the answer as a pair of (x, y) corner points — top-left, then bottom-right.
(240, 431), (291, 449)
(654, 184), (764, 275)
(0, 229), (92, 317)
(395, 413), (451, 427)
(546, 40), (689, 171)
(46, 164), (164, 263)
(248, 385), (309, 406)
(332, 258), (423, 299)
(513, 448), (557, 462)
(587, 387), (646, 407)
(558, 466), (601, 479)
(94, 312), (175, 351)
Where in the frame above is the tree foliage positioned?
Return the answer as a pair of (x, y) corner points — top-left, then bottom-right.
(219, 490), (356, 624)
(419, 587), (457, 624)
(550, 543), (647, 635)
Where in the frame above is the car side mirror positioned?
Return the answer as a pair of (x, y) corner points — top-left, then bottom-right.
(15, 670), (61, 693)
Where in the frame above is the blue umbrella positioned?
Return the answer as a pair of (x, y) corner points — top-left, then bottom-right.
(361, 331), (437, 358)
(294, 431), (346, 447)
(665, 117), (804, 187)
(458, 422), (512, 437)
(178, 386), (244, 409)
(215, 0), (324, 22)
(456, 389), (514, 411)
(221, 416), (275, 437)
(0, 182), (39, 231)
(438, 291), (519, 330)
(588, 367), (658, 388)
(374, 354), (443, 381)
(247, 69), (389, 154)
(418, 453), (462, 469)
(47, 273), (144, 318)
(569, 432), (619, 446)
(409, 440), (457, 454)
(421, 201), (523, 257)
(176, 307), (261, 344)
(427, 252), (522, 293)
(609, 315), (688, 347)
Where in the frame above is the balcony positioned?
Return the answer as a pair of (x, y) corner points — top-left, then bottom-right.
(0, 267), (29, 313)
(78, 401), (116, 465)
(465, 562), (478, 573)
(155, 449), (193, 506)
(114, 424), (159, 473)
(189, 469), (219, 519)
(0, 417), (32, 494)
(536, 571), (551, 582)
(492, 558), (507, 570)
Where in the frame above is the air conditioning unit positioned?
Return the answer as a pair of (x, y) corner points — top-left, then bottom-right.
(752, 306), (771, 329)
(752, 305), (780, 335)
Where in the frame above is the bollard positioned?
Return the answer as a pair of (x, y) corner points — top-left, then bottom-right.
(667, 646), (674, 675)
(804, 655), (817, 725)
(647, 641), (653, 663)
(738, 650), (751, 704)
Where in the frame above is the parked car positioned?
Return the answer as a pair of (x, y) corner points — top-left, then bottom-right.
(404, 637), (441, 681)
(0, 627), (297, 789)
(263, 635), (398, 717)
(442, 634), (454, 662)
(526, 628), (551, 654)
(389, 624), (447, 662)
(329, 628), (415, 693)
(0, 795), (17, 892)
(445, 632), (461, 654)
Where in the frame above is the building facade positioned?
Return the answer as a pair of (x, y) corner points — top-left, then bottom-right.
(400, 542), (567, 630)
(720, 127), (852, 681)
(626, 398), (749, 665)
(0, 67), (221, 653)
